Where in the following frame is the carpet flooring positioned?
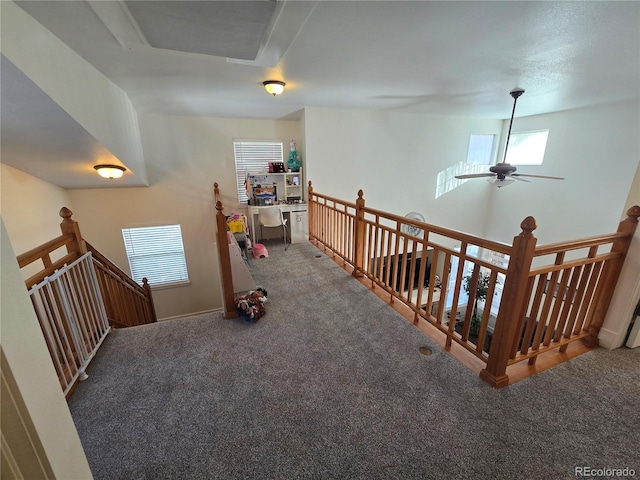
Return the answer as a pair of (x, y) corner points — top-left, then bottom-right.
(68, 241), (640, 480)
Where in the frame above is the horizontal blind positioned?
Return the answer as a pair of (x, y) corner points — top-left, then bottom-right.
(234, 140), (283, 204)
(122, 225), (189, 286)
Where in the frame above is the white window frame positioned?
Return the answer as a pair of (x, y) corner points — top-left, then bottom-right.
(121, 224), (189, 288)
(504, 129), (549, 166)
(233, 140), (284, 204)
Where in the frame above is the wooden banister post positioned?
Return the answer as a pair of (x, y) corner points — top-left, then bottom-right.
(59, 207), (87, 256)
(142, 278), (158, 323)
(213, 182), (221, 204)
(353, 190), (365, 278)
(583, 205), (640, 346)
(308, 181), (314, 240)
(215, 200), (237, 319)
(480, 216), (537, 388)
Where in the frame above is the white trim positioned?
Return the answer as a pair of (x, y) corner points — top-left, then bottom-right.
(158, 308), (223, 322)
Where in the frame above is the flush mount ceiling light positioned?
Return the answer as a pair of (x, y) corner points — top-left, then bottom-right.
(263, 80), (285, 96)
(94, 164), (126, 179)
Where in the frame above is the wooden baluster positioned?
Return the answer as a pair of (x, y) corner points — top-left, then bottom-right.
(353, 190), (365, 278)
(480, 216), (537, 388)
(583, 205), (640, 346)
(216, 200), (237, 319)
(59, 207), (87, 256)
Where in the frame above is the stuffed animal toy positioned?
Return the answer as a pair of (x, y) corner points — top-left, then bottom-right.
(235, 287), (268, 321)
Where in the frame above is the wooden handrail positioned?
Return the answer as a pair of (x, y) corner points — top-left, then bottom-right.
(308, 185), (640, 388)
(16, 233), (75, 268)
(534, 232), (625, 256)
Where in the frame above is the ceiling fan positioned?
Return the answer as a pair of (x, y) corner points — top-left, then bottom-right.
(455, 88), (564, 188)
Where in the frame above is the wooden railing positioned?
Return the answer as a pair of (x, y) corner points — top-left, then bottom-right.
(308, 182), (640, 387)
(214, 182), (238, 319)
(16, 207), (157, 396)
(17, 207), (157, 328)
(86, 241), (156, 327)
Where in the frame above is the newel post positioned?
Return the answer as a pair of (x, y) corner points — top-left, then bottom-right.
(352, 190), (366, 277)
(142, 278), (158, 323)
(215, 200), (237, 319)
(213, 182), (221, 204)
(583, 205), (640, 346)
(308, 181), (314, 240)
(480, 216), (538, 388)
(59, 207), (87, 256)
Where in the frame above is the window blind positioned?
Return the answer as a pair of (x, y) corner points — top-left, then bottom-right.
(121, 224), (189, 286)
(233, 140), (283, 204)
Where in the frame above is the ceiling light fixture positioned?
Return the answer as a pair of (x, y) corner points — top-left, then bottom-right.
(94, 164), (126, 179)
(263, 80), (285, 96)
(487, 177), (515, 188)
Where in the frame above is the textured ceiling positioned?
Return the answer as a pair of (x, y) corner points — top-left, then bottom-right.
(3, 0), (639, 188)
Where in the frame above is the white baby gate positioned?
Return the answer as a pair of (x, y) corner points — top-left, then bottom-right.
(28, 252), (110, 396)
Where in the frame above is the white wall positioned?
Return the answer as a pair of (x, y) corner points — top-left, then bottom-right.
(0, 163), (75, 281)
(68, 114), (300, 319)
(302, 107), (503, 237)
(1, 217), (93, 479)
(600, 159), (640, 348)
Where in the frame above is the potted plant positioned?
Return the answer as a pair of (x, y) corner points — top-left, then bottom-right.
(462, 271), (491, 336)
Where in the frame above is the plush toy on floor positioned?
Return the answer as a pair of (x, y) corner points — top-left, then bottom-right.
(235, 287), (268, 321)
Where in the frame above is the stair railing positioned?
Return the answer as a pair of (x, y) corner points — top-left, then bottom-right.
(308, 182), (640, 387)
(16, 207), (157, 329)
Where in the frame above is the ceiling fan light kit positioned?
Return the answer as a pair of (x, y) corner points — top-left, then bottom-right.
(455, 88), (564, 188)
(263, 80), (285, 96)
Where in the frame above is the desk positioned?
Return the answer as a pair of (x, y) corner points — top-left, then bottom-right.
(248, 204), (308, 245)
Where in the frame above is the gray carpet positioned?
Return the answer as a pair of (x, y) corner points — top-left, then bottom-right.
(68, 241), (640, 480)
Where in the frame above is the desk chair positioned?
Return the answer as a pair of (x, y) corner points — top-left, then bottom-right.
(258, 208), (288, 251)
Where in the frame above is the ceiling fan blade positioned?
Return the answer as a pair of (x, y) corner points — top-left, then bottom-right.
(512, 176), (531, 183)
(512, 174), (564, 180)
(455, 173), (494, 179)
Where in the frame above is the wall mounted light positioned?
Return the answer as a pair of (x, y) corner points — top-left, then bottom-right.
(263, 80), (285, 96)
(94, 164), (126, 179)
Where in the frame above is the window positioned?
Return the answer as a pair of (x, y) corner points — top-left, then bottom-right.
(504, 129), (549, 165)
(121, 225), (189, 287)
(466, 134), (496, 165)
(233, 140), (283, 204)
(434, 134), (496, 198)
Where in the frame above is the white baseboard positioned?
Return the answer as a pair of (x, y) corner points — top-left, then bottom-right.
(597, 327), (623, 350)
(158, 308), (222, 322)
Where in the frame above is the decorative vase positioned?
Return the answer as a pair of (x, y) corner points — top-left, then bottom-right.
(287, 139), (301, 172)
